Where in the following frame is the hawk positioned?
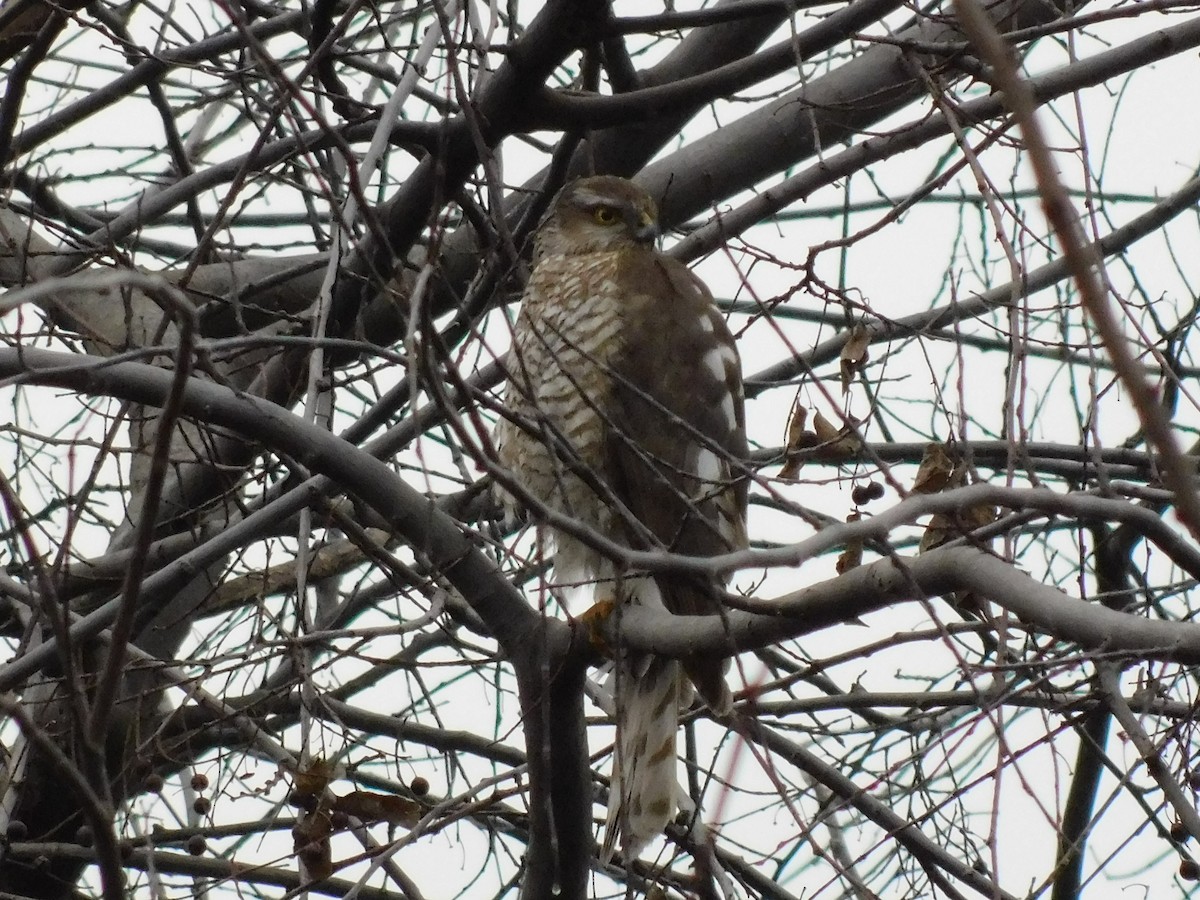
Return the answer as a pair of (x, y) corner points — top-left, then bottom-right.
(494, 175), (748, 861)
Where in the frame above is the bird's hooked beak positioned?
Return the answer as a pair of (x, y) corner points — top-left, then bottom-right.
(632, 211), (659, 246)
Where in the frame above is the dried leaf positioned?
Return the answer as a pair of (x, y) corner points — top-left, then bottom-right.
(333, 791), (421, 829)
(293, 758), (340, 797)
(912, 443), (955, 494)
(836, 512), (863, 573)
(919, 498), (996, 553)
(962, 501), (997, 531)
(836, 543), (863, 573)
(919, 512), (952, 553)
(779, 455), (803, 482)
(812, 412), (864, 459)
(785, 400), (808, 452)
(813, 411), (840, 445)
(782, 408), (865, 475)
(839, 324), (870, 393)
(293, 810), (333, 881)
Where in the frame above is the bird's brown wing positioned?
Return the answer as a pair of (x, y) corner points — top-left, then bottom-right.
(603, 252), (747, 712)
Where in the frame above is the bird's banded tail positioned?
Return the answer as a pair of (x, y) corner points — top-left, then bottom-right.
(601, 655), (682, 863)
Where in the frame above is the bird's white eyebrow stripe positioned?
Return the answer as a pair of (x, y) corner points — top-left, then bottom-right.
(575, 190), (613, 206)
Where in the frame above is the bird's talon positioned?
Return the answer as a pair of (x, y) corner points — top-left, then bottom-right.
(579, 598), (617, 655)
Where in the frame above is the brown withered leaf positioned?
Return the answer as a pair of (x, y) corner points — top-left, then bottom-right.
(961, 500), (997, 531)
(919, 498), (997, 553)
(785, 400), (808, 452)
(812, 411), (864, 459)
(839, 324), (871, 393)
(912, 442), (956, 494)
(293, 809), (333, 881)
(333, 791), (421, 829)
(836, 512), (864, 573)
(779, 455), (803, 481)
(781, 407), (864, 476)
(919, 511), (954, 553)
(813, 410), (840, 445)
(293, 758), (340, 797)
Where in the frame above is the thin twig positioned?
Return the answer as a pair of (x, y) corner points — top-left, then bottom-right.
(0, 694), (125, 899)
(954, 0), (1200, 542)
(86, 283), (196, 749)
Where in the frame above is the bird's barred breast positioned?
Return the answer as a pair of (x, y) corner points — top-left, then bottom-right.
(497, 252), (632, 582)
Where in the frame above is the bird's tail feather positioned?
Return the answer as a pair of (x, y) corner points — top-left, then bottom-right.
(601, 655), (682, 863)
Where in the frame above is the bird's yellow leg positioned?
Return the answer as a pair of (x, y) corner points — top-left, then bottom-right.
(578, 592), (617, 655)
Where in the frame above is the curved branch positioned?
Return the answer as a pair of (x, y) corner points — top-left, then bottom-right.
(616, 545), (1200, 664)
(334, 0), (613, 333)
(528, 0), (907, 129)
(480, 481), (1200, 588)
(639, 0), (1082, 225)
(0, 346), (538, 657)
(740, 717), (1020, 900)
(1, 841), (397, 900)
(9, 10), (306, 159)
(676, 15), (1200, 263)
(0, 344), (591, 898)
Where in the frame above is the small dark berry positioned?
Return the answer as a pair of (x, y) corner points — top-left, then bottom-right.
(1172, 822), (1189, 842)
(410, 777), (429, 797)
(1190, 771), (1200, 792)
(6, 821), (27, 841)
(330, 810), (349, 829)
(186, 834), (206, 856)
(193, 797), (211, 816)
(190, 773), (209, 792)
(852, 482), (884, 505)
(143, 773), (165, 793)
(75, 825), (94, 847)
(119, 842), (134, 861)
(1180, 859), (1199, 881)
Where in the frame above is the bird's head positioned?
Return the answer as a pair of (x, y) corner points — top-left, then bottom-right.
(534, 176), (660, 258)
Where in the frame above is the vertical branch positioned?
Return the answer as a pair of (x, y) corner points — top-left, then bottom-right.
(0, 695), (124, 900)
(87, 286), (195, 750)
(516, 622), (591, 900)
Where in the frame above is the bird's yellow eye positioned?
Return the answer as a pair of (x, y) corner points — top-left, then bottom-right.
(592, 206), (618, 225)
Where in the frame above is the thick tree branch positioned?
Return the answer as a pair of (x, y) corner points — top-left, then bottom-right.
(639, 0), (1086, 225)
(0, 346), (537, 654)
(616, 545), (1200, 664)
(676, 14), (1200, 264)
